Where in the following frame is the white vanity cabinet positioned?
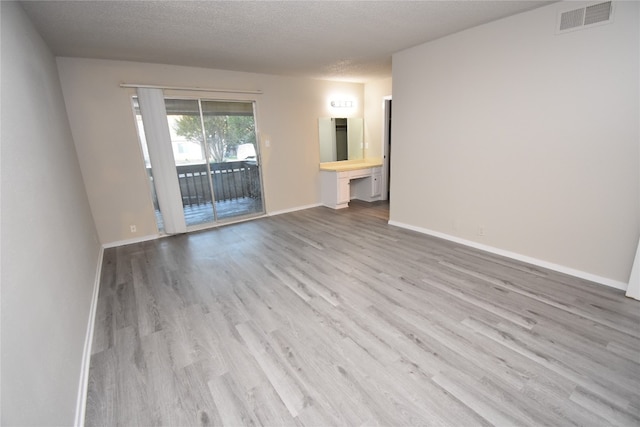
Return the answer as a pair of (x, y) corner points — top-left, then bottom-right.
(320, 170), (352, 209)
(320, 164), (383, 209)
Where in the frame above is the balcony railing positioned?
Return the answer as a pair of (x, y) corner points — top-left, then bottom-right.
(148, 160), (261, 209)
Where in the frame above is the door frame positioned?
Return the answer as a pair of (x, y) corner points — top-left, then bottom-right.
(135, 93), (267, 234)
(382, 96), (392, 201)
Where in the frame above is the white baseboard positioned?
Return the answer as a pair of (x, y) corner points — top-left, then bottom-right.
(268, 203), (322, 217)
(74, 246), (104, 427)
(388, 220), (628, 291)
(102, 233), (160, 249)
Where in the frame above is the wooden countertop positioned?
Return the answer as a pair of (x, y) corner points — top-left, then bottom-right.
(319, 158), (383, 172)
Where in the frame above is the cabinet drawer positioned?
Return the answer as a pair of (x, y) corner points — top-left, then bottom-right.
(349, 168), (372, 179)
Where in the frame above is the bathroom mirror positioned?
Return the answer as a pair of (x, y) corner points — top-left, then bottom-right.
(319, 117), (364, 163)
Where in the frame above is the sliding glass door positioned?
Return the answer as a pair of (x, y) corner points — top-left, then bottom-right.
(134, 95), (264, 232)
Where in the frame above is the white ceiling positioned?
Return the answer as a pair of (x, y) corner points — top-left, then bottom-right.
(20, 0), (554, 83)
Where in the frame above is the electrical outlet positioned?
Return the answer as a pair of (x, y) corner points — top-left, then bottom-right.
(130, 225), (137, 233)
(478, 225), (486, 236)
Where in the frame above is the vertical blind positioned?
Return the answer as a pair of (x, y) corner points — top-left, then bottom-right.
(137, 88), (187, 234)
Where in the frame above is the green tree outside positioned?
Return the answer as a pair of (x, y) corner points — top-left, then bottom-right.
(173, 114), (256, 163)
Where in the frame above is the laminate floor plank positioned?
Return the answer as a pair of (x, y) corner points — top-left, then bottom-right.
(388, 303), (539, 391)
(235, 321), (309, 417)
(453, 247), (620, 307)
(442, 260), (640, 338)
(497, 321), (640, 404)
(84, 348), (117, 426)
(335, 336), (449, 426)
(532, 321), (640, 383)
(431, 370), (525, 427)
(462, 316), (639, 413)
(208, 373), (261, 427)
(443, 252), (640, 324)
(570, 386), (639, 427)
(269, 326), (396, 426)
(86, 202), (640, 426)
(177, 362), (225, 427)
(140, 330), (194, 426)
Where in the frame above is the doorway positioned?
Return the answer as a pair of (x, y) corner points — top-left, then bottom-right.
(133, 96), (264, 233)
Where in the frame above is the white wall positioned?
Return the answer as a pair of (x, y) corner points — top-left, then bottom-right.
(56, 58), (364, 244)
(347, 117), (364, 160)
(364, 77), (392, 160)
(0, 2), (102, 425)
(391, 1), (639, 286)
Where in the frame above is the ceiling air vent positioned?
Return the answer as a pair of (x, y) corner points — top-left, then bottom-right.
(557, 1), (613, 33)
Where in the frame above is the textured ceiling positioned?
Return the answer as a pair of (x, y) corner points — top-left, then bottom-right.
(20, 0), (554, 82)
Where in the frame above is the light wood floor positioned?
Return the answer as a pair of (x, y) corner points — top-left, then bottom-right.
(86, 201), (640, 426)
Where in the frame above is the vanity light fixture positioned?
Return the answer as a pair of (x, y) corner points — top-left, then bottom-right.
(330, 100), (353, 108)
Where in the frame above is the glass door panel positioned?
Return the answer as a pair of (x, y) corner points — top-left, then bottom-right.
(200, 100), (263, 221)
